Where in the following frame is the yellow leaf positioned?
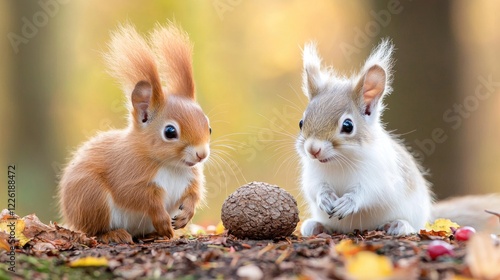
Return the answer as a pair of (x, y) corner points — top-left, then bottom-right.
(346, 251), (393, 279)
(70, 256), (109, 267)
(215, 221), (225, 235)
(451, 276), (475, 280)
(425, 218), (460, 235)
(0, 219), (31, 246)
(335, 239), (361, 257)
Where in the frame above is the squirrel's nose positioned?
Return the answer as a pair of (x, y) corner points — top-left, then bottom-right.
(308, 147), (321, 158)
(196, 152), (207, 161)
(304, 139), (324, 159)
(194, 144), (210, 162)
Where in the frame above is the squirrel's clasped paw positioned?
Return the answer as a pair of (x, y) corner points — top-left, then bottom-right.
(329, 193), (358, 220)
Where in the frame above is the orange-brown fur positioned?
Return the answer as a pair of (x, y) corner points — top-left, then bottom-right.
(59, 23), (210, 243)
(151, 23), (195, 97)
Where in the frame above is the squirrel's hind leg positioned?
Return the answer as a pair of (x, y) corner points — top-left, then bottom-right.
(378, 219), (416, 236)
(300, 219), (327, 236)
(97, 229), (133, 244)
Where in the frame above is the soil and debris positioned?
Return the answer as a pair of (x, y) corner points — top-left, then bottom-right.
(1, 211), (499, 280)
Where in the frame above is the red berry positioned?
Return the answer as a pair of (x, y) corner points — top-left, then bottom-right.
(427, 240), (454, 260)
(454, 226), (476, 241)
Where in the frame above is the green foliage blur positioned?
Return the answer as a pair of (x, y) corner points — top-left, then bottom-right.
(2, 0), (500, 227)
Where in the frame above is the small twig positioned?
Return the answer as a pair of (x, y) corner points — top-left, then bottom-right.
(485, 210), (500, 220)
(257, 243), (275, 257)
(153, 239), (171, 243)
(275, 248), (293, 265)
(305, 238), (326, 245)
(207, 244), (228, 250)
(230, 255), (240, 267)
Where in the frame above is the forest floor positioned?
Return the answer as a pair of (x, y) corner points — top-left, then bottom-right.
(0, 212), (499, 280)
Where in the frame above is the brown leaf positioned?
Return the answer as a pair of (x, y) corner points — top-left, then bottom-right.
(33, 224), (96, 250)
(32, 242), (56, 253)
(23, 213), (53, 238)
(0, 209), (19, 220)
(419, 229), (448, 240)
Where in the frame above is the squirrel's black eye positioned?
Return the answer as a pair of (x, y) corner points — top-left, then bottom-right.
(164, 125), (178, 139)
(299, 119), (303, 130)
(209, 127), (212, 135)
(341, 119), (354, 134)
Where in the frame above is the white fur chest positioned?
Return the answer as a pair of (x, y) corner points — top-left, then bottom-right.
(108, 166), (193, 236)
(152, 166), (193, 213)
(301, 158), (360, 199)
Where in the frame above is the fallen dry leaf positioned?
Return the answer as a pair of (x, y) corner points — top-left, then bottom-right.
(0, 218), (31, 246)
(345, 251), (394, 280)
(0, 231), (10, 251)
(22, 213), (53, 238)
(425, 218), (460, 236)
(70, 256), (109, 267)
(33, 224), (97, 250)
(0, 209), (19, 220)
(335, 239), (362, 257)
(32, 241), (57, 253)
(452, 276), (476, 280)
(419, 229), (449, 240)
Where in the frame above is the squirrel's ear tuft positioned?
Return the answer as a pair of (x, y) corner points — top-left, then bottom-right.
(362, 38), (394, 90)
(354, 39), (394, 119)
(105, 23), (163, 104)
(151, 22), (195, 100)
(302, 42), (326, 100)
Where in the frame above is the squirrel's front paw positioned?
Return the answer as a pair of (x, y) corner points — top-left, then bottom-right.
(172, 203), (195, 230)
(330, 193), (358, 220)
(317, 190), (339, 216)
(153, 219), (175, 239)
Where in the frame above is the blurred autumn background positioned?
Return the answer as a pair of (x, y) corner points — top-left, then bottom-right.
(1, 0), (500, 227)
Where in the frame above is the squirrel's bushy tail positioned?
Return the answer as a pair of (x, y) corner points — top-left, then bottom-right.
(432, 194), (500, 234)
(105, 23), (163, 102)
(151, 22), (195, 99)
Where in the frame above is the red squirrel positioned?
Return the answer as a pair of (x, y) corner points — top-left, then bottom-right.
(298, 40), (500, 236)
(58, 23), (210, 243)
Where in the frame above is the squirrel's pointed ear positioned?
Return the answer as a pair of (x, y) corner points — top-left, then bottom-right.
(131, 81), (154, 124)
(355, 65), (387, 116)
(354, 39), (394, 118)
(302, 43), (326, 100)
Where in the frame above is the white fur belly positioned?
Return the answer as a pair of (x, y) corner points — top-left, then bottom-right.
(108, 166), (193, 236)
(314, 204), (390, 233)
(109, 201), (155, 236)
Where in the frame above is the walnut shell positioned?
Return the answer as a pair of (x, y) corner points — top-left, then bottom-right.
(221, 181), (300, 239)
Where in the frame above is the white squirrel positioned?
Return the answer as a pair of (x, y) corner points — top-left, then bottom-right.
(297, 39), (500, 236)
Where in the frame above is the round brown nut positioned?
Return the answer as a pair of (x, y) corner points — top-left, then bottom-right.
(221, 181), (300, 239)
